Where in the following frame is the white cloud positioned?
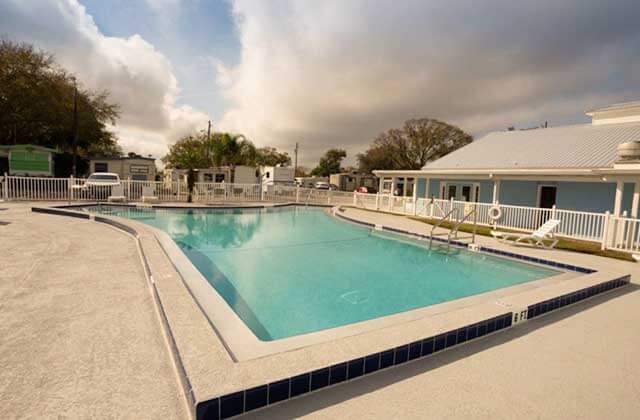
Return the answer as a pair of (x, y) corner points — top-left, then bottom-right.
(0, 0), (209, 158)
(219, 0), (640, 165)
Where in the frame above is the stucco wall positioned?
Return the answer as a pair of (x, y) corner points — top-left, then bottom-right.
(498, 181), (538, 206)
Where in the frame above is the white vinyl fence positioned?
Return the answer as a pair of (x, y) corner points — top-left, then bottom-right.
(351, 192), (636, 253)
(2, 174), (638, 254)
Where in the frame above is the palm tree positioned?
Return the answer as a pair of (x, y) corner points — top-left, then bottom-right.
(207, 133), (257, 168)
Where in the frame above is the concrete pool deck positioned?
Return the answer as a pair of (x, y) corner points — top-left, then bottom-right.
(2, 202), (640, 419)
(0, 203), (187, 419)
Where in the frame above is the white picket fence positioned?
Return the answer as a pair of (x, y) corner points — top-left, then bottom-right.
(352, 192), (637, 253)
(2, 174), (639, 254)
(0, 175), (356, 206)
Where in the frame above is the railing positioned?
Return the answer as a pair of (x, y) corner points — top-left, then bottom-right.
(192, 182), (261, 202)
(603, 216), (640, 253)
(3, 174), (638, 254)
(0, 175), (357, 207)
(350, 192), (638, 254)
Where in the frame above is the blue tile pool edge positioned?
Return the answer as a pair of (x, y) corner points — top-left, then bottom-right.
(196, 312), (515, 420)
(196, 272), (632, 420)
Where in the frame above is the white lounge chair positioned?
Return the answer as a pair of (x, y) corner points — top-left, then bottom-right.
(491, 219), (561, 249)
(107, 185), (126, 203)
(141, 185), (159, 203)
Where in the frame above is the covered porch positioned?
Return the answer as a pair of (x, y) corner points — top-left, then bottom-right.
(374, 169), (640, 219)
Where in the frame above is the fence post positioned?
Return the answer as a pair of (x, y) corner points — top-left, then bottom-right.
(551, 204), (557, 220)
(2, 173), (7, 201)
(353, 191), (357, 206)
(601, 211), (611, 250)
(177, 179), (181, 201)
(296, 186), (300, 203)
(449, 197), (454, 221)
(328, 189), (332, 205)
(413, 198), (418, 216)
(127, 176), (131, 201)
(375, 193), (379, 210)
(429, 197), (434, 218)
(388, 194), (393, 212)
(68, 175), (73, 204)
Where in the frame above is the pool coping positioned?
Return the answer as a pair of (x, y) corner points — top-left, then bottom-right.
(88, 204), (587, 362)
(30, 204), (632, 420)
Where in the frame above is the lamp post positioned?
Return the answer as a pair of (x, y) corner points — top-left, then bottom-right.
(71, 78), (79, 177)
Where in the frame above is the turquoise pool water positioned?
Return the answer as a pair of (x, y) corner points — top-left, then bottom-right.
(88, 206), (558, 340)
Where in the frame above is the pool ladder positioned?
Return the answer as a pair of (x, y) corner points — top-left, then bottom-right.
(304, 189), (313, 207)
(429, 203), (478, 251)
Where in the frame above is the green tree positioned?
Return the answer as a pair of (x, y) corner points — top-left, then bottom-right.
(254, 147), (291, 166)
(206, 132), (257, 167)
(357, 118), (472, 172)
(162, 134), (209, 202)
(0, 39), (121, 172)
(311, 148), (347, 177)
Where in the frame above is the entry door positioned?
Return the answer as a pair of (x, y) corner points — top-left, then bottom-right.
(447, 185), (457, 200)
(461, 185), (472, 202)
(539, 186), (557, 209)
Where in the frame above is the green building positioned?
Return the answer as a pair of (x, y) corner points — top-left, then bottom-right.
(0, 145), (57, 177)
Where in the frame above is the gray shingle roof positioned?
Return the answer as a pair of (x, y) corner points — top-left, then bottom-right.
(424, 122), (640, 170)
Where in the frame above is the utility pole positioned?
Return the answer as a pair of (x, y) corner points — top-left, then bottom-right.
(294, 142), (299, 176)
(205, 120), (212, 165)
(72, 79), (79, 177)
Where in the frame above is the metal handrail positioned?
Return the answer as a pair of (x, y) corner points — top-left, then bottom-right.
(429, 207), (459, 248)
(304, 189), (313, 206)
(448, 204), (478, 244)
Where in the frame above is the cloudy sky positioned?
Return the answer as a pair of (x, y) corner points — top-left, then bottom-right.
(1, 0), (639, 165)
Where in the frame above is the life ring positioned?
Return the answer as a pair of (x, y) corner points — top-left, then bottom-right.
(488, 205), (502, 221)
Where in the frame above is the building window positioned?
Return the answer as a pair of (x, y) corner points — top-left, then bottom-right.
(204, 173), (213, 182)
(462, 185), (471, 202)
(215, 173), (225, 183)
(95, 162), (108, 172)
(447, 185), (457, 200)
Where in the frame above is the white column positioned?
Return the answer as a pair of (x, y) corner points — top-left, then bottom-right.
(412, 178), (419, 216)
(424, 177), (430, 199)
(613, 179), (624, 217)
(631, 181), (640, 218)
(390, 177), (397, 195)
(492, 179), (501, 204)
(378, 177), (384, 194)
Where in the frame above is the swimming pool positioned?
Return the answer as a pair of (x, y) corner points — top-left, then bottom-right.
(87, 205), (558, 342)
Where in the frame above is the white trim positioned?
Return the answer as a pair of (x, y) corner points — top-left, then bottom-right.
(614, 180), (624, 216)
(424, 177), (430, 199)
(437, 181), (480, 202)
(374, 167), (640, 179)
(632, 181), (640, 218)
(492, 180), (501, 203)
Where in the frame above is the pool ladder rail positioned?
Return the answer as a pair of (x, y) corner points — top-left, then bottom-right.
(428, 202), (478, 251)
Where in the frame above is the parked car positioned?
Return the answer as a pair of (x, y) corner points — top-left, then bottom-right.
(314, 181), (330, 190)
(72, 172), (121, 199)
(84, 172), (121, 186)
